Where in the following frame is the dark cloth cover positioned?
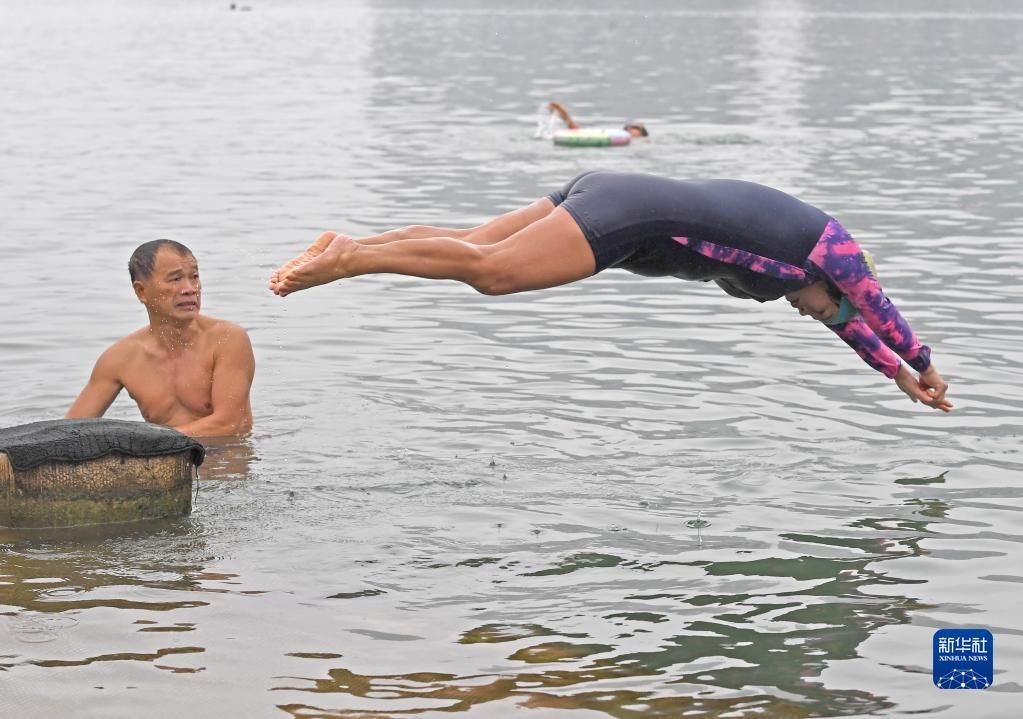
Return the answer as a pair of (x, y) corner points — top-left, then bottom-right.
(0, 418), (205, 471)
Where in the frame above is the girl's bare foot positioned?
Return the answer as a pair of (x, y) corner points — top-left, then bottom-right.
(274, 234), (360, 296)
(270, 231), (337, 295)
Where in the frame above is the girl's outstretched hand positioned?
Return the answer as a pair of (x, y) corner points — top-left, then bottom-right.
(895, 364), (952, 412)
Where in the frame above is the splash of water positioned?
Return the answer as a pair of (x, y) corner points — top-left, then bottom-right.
(534, 102), (557, 139)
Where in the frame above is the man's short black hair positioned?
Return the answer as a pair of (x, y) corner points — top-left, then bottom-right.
(129, 239), (194, 282)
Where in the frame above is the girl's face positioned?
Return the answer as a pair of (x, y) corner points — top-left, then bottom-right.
(785, 280), (839, 322)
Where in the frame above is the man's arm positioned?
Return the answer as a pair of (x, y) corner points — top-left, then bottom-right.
(548, 101), (580, 129)
(174, 325), (255, 437)
(66, 346), (124, 418)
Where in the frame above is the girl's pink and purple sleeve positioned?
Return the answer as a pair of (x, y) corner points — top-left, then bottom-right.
(825, 317), (903, 379)
(672, 221), (932, 379)
(807, 221), (932, 377)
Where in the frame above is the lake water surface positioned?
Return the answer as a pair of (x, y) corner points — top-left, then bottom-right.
(2, 1), (1023, 717)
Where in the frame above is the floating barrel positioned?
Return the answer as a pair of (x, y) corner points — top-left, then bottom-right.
(0, 419), (204, 529)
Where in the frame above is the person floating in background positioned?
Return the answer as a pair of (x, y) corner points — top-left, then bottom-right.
(547, 100), (649, 138)
(67, 240), (256, 436)
(269, 170), (950, 411)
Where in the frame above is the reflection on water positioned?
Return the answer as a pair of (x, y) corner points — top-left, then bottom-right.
(1, 519), (211, 684)
(249, 476), (955, 717)
(2, 0), (1023, 717)
(199, 437), (259, 481)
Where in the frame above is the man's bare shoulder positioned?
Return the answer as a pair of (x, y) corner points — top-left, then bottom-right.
(98, 327), (150, 360)
(198, 316), (254, 368)
(86, 328), (149, 379)
(198, 315), (252, 342)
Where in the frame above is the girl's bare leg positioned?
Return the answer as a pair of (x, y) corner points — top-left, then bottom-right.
(270, 199), (556, 292)
(271, 206), (594, 297)
(352, 198), (556, 246)
(461, 198), (557, 245)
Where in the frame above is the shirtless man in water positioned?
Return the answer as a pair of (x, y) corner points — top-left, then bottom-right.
(67, 239), (255, 436)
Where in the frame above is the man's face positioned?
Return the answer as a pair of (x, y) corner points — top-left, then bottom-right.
(135, 247), (201, 319)
(785, 280), (839, 322)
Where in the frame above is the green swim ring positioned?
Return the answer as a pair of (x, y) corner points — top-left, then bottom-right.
(552, 128), (632, 147)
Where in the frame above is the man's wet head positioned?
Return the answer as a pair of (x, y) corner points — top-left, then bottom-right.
(129, 239), (201, 318)
(623, 121), (649, 138)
